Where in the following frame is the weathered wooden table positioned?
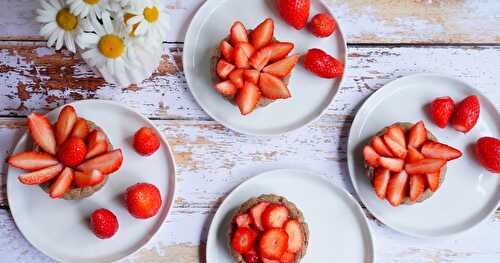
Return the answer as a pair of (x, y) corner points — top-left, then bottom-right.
(0, 1), (499, 262)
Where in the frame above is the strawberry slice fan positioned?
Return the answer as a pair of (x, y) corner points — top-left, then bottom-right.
(8, 105), (123, 200)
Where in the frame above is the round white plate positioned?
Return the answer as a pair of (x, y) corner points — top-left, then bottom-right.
(7, 100), (176, 263)
(206, 169), (374, 263)
(347, 73), (500, 238)
(183, 0), (347, 135)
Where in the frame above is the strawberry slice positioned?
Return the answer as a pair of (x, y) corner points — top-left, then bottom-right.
(383, 134), (407, 159)
(250, 18), (274, 49)
(409, 174), (426, 202)
(284, 219), (304, 253)
(372, 168), (390, 199)
(426, 172), (440, 192)
(231, 227), (258, 254)
(386, 170), (408, 207)
(262, 204), (289, 229)
(262, 54), (300, 78)
(70, 118), (89, 140)
(406, 146), (425, 163)
(229, 68), (245, 89)
(230, 21), (249, 45)
(216, 59), (235, 79)
(235, 82), (261, 115)
(49, 167), (73, 199)
(220, 40), (234, 62)
(235, 213), (253, 228)
(18, 163), (64, 185)
(405, 159), (446, 175)
(249, 202), (270, 230)
(27, 113), (57, 155)
(243, 249), (260, 263)
(244, 69), (260, 85)
(378, 157), (404, 172)
(8, 151), (58, 171)
(234, 45), (251, 69)
(421, 141), (463, 161)
(77, 149), (123, 175)
(259, 228), (289, 260)
(280, 251), (296, 263)
(266, 42), (294, 62)
(55, 105), (77, 145)
(85, 130), (109, 159)
(74, 169), (106, 187)
(259, 73), (291, 100)
(235, 42), (256, 58)
(408, 121), (427, 148)
(363, 145), (380, 167)
(371, 135), (393, 157)
(249, 47), (272, 71)
(214, 80), (238, 96)
(385, 125), (406, 148)
(261, 257), (279, 263)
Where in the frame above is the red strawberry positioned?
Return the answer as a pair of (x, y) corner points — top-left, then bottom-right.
(451, 95), (480, 133)
(303, 48), (344, 79)
(372, 168), (390, 199)
(259, 228), (289, 259)
(216, 59), (235, 79)
(309, 13), (336, 38)
(235, 82), (261, 115)
(276, 0), (310, 30)
(262, 54), (300, 78)
(49, 167), (73, 199)
(262, 258), (279, 263)
(230, 21), (249, 45)
(90, 208), (119, 239)
(215, 80), (238, 96)
(27, 113), (57, 155)
(259, 73), (291, 100)
(250, 18), (274, 49)
(57, 137), (87, 167)
(421, 141), (462, 161)
(229, 68), (245, 89)
(231, 227), (258, 254)
(74, 170), (105, 188)
(430, 96), (455, 128)
(383, 134), (407, 159)
(405, 159), (446, 175)
(426, 172), (440, 192)
(234, 45), (251, 69)
(85, 129), (109, 159)
(134, 127), (160, 156)
(77, 149), (123, 174)
(70, 118), (89, 140)
(125, 182), (162, 219)
(284, 219), (304, 253)
(280, 251), (296, 263)
(8, 151), (58, 171)
(267, 42), (294, 62)
(409, 174), (426, 202)
(235, 42), (256, 58)
(385, 125), (406, 148)
(378, 157), (404, 172)
(243, 250), (260, 263)
(363, 145), (380, 167)
(249, 47), (272, 71)
(262, 204), (289, 229)
(408, 121), (427, 148)
(244, 69), (260, 85)
(18, 164), (64, 185)
(386, 170), (408, 207)
(249, 202), (270, 230)
(475, 137), (500, 173)
(220, 40), (234, 62)
(371, 135), (393, 157)
(235, 213), (253, 228)
(55, 105), (77, 145)
(406, 146), (425, 163)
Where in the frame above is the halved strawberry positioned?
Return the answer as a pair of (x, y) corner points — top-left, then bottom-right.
(262, 54), (300, 78)
(372, 168), (390, 199)
(49, 167), (73, 199)
(405, 159), (446, 175)
(249, 47), (272, 71)
(421, 141), (462, 161)
(385, 125), (406, 148)
(85, 130), (109, 159)
(77, 149), (123, 175)
(55, 105), (77, 145)
(18, 163), (64, 185)
(280, 251), (296, 263)
(234, 45), (250, 69)
(250, 18), (274, 49)
(408, 121), (427, 149)
(266, 42), (294, 62)
(231, 227), (258, 254)
(70, 118), (89, 140)
(426, 172), (440, 192)
(259, 73), (291, 100)
(74, 169), (106, 187)
(244, 69), (260, 85)
(406, 146), (425, 163)
(8, 151), (58, 171)
(371, 135), (393, 157)
(386, 170), (408, 207)
(230, 21), (249, 45)
(229, 69), (245, 89)
(363, 145), (380, 167)
(249, 202), (270, 230)
(383, 134), (407, 159)
(235, 213), (253, 228)
(214, 80), (238, 96)
(27, 113), (57, 155)
(220, 40), (234, 62)
(262, 204), (289, 229)
(235, 42), (256, 58)
(235, 82), (261, 115)
(409, 174), (426, 202)
(216, 59), (235, 79)
(259, 228), (289, 260)
(378, 157), (404, 172)
(284, 219), (304, 253)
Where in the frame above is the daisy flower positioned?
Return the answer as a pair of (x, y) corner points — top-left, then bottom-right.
(36, 0), (80, 52)
(66, 0), (110, 19)
(124, 0), (170, 41)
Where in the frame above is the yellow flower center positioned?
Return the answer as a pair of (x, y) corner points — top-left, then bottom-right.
(56, 8), (78, 31)
(98, 34), (124, 59)
(143, 7), (159, 23)
(124, 13), (139, 37)
(83, 0), (100, 4)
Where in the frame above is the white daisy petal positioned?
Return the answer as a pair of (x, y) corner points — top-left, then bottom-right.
(65, 33), (76, 53)
(47, 31), (58, 47)
(40, 22), (58, 37)
(55, 30), (64, 50)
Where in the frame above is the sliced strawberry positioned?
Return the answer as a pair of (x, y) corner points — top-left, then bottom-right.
(85, 129), (109, 160)
(263, 54), (300, 78)
(261, 257), (280, 263)
(426, 172), (440, 192)
(27, 113), (56, 155)
(378, 157), (404, 172)
(372, 167), (390, 199)
(267, 42), (294, 62)
(243, 249), (260, 263)
(363, 145), (380, 167)
(259, 228), (289, 260)
(234, 45), (251, 69)
(262, 204), (289, 229)
(230, 21), (249, 45)
(236, 42), (256, 58)
(421, 141), (463, 161)
(371, 135), (393, 157)
(229, 68), (245, 89)
(280, 251), (296, 263)
(408, 121), (427, 149)
(409, 174), (426, 202)
(235, 82), (261, 115)
(244, 69), (260, 85)
(214, 80), (238, 96)
(231, 227), (258, 254)
(77, 149), (123, 175)
(220, 40), (234, 62)
(249, 47), (272, 71)
(70, 118), (89, 140)
(49, 167), (73, 199)
(74, 169), (106, 188)
(406, 146), (425, 163)
(405, 159), (446, 175)
(385, 124), (406, 147)
(235, 213), (253, 228)
(284, 219), (304, 253)
(250, 18), (274, 49)
(8, 151), (58, 171)
(249, 202), (270, 230)
(386, 170), (408, 207)
(18, 163), (64, 185)
(259, 73), (291, 100)
(55, 105), (77, 145)
(216, 59), (235, 79)
(383, 134), (407, 159)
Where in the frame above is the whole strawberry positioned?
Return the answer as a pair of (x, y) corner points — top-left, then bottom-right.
(90, 208), (119, 239)
(475, 137), (500, 173)
(125, 183), (162, 219)
(276, 0), (310, 30)
(57, 137), (87, 167)
(429, 96), (455, 128)
(451, 95), (480, 133)
(133, 127), (160, 156)
(303, 48), (344, 79)
(309, 13), (336, 37)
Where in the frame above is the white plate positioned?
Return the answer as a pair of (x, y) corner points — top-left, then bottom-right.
(7, 100), (176, 263)
(183, 0), (347, 135)
(347, 73), (500, 238)
(206, 169), (374, 263)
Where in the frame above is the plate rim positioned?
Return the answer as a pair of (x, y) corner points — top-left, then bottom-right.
(6, 99), (177, 263)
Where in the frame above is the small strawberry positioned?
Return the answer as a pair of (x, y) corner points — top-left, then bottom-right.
(18, 164), (64, 185)
(276, 0), (310, 30)
(370, 135), (393, 157)
(259, 73), (291, 100)
(309, 13), (336, 38)
(426, 172), (440, 192)
(378, 157), (404, 172)
(125, 182), (162, 219)
(90, 208), (119, 239)
(235, 82), (261, 115)
(216, 59), (235, 79)
(8, 151), (59, 171)
(451, 95), (480, 133)
(409, 174), (426, 202)
(406, 146), (425, 164)
(386, 170), (408, 207)
(261, 204), (289, 229)
(363, 145), (380, 167)
(259, 228), (289, 260)
(475, 137), (500, 173)
(266, 42), (294, 62)
(249, 202), (270, 231)
(262, 54), (300, 78)
(421, 141), (462, 161)
(244, 69), (260, 85)
(27, 113), (57, 155)
(70, 118), (89, 140)
(372, 167), (390, 199)
(235, 213), (253, 228)
(429, 96), (455, 128)
(405, 159), (446, 175)
(230, 21), (249, 45)
(77, 149), (123, 174)
(133, 127), (160, 156)
(284, 219), (304, 253)
(250, 18), (274, 49)
(249, 47), (272, 71)
(383, 134), (407, 159)
(408, 121), (427, 149)
(74, 170), (106, 188)
(57, 137), (87, 167)
(85, 129), (109, 160)
(303, 48), (344, 79)
(215, 80), (238, 96)
(232, 227), (258, 254)
(49, 167), (73, 199)
(229, 68), (245, 89)
(220, 40), (234, 63)
(55, 105), (77, 145)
